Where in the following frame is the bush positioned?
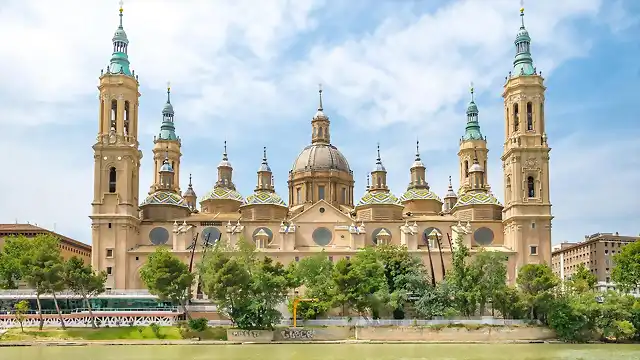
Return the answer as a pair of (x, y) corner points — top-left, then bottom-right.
(188, 318), (208, 332)
(149, 323), (162, 338)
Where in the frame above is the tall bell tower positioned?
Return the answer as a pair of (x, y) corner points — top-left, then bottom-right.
(501, 6), (552, 268)
(90, 1), (142, 290)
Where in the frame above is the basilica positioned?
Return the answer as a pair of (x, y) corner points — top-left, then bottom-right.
(91, 5), (552, 290)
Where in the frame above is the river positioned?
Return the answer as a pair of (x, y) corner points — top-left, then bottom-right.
(0, 344), (638, 359)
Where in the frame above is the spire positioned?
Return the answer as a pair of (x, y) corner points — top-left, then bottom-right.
(108, 0), (132, 76)
(222, 141), (229, 162)
(258, 146), (271, 172)
(216, 141), (236, 189)
(373, 143), (386, 172)
(513, 1), (535, 76)
(445, 175), (457, 199)
(183, 173), (197, 198)
(318, 83), (324, 111)
(415, 140), (421, 161)
(366, 174), (370, 190)
(311, 84), (331, 144)
(158, 81), (178, 141)
(462, 82), (484, 141)
(411, 139), (425, 169)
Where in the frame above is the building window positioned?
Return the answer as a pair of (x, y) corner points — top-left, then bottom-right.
(341, 188), (346, 203)
(527, 176), (535, 198)
(526, 102), (533, 131)
(531, 222), (536, 229)
(108, 223), (112, 229)
(110, 100), (117, 130)
(135, 256), (139, 261)
(513, 103), (519, 132)
(328, 256), (334, 262)
(294, 256), (299, 262)
(106, 249), (113, 258)
(530, 245), (538, 255)
(296, 188), (301, 204)
(108, 167), (117, 193)
(318, 186), (325, 200)
(124, 101), (130, 134)
(464, 161), (469, 178)
(106, 267), (113, 275)
(346, 256), (350, 260)
(606, 277), (610, 283)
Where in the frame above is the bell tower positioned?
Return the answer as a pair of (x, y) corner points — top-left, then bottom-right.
(501, 6), (552, 268)
(90, 1), (142, 290)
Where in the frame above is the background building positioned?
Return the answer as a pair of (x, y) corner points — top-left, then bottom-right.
(91, 5), (553, 291)
(551, 232), (640, 294)
(0, 223), (91, 264)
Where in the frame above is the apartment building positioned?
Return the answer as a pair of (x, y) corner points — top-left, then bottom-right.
(551, 232), (639, 295)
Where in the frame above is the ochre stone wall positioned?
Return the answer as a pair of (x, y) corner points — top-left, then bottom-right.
(356, 326), (555, 341)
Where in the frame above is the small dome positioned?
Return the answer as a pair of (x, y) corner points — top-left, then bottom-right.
(313, 109), (328, 120)
(160, 160), (174, 173)
(141, 191), (189, 208)
(453, 191), (502, 209)
(400, 188), (443, 203)
(445, 187), (457, 199)
(292, 144), (351, 173)
(515, 27), (530, 43)
(218, 158), (232, 168)
(163, 102), (174, 115)
(243, 190), (287, 207)
(374, 162), (386, 172)
(112, 28), (128, 45)
(357, 190), (402, 208)
(183, 186), (196, 198)
(200, 186), (244, 203)
(466, 100), (478, 114)
(469, 161), (483, 173)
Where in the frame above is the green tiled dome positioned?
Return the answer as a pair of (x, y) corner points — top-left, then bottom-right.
(141, 191), (189, 208)
(400, 188), (443, 203)
(452, 191), (502, 208)
(357, 190), (402, 207)
(200, 186), (244, 203)
(244, 190), (287, 207)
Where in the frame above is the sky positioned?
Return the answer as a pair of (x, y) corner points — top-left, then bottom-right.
(0, 0), (638, 245)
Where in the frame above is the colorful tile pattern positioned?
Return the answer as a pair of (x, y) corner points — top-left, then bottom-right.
(452, 191), (502, 208)
(140, 190), (190, 208)
(200, 185), (245, 203)
(356, 190), (402, 207)
(399, 188), (443, 203)
(244, 190), (287, 207)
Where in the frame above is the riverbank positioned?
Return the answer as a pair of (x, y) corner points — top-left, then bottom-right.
(0, 325), (559, 345)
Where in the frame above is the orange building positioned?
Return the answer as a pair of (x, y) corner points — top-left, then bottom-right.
(0, 224), (91, 264)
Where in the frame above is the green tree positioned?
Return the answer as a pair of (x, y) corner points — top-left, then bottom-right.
(374, 244), (429, 319)
(13, 300), (30, 332)
(200, 237), (292, 329)
(332, 249), (388, 318)
(289, 252), (335, 320)
(140, 247), (195, 319)
(64, 256), (107, 328)
(445, 236), (479, 317)
(0, 235), (33, 289)
(567, 263), (597, 294)
(414, 281), (458, 319)
(21, 234), (67, 330)
(611, 240), (640, 293)
(517, 263), (559, 320)
(492, 285), (527, 319)
(469, 250), (508, 316)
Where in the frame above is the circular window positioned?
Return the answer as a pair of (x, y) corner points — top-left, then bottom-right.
(474, 227), (494, 246)
(319, 207), (325, 213)
(149, 227), (169, 245)
(252, 227), (273, 243)
(201, 227), (221, 245)
(312, 227), (333, 246)
(422, 227), (442, 244)
(371, 227), (392, 244)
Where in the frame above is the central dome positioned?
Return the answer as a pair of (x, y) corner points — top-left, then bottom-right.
(291, 143), (351, 173)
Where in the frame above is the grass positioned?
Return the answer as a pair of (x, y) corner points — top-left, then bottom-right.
(0, 326), (228, 341)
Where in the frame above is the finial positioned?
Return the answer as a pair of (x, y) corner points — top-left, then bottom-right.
(415, 139), (421, 161)
(223, 141), (228, 161)
(318, 83), (323, 111)
(520, 0), (525, 27)
(470, 81), (475, 102)
(366, 174), (370, 189)
(118, 0), (124, 27)
(188, 173), (193, 187)
(166, 81), (171, 103)
(262, 146), (268, 163)
(376, 142), (381, 162)
(448, 175), (453, 188)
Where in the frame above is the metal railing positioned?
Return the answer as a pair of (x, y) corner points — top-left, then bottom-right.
(0, 307), (179, 315)
(0, 289), (156, 299)
(206, 317), (535, 327)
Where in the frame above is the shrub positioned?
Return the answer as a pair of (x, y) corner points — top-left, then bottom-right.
(149, 323), (161, 338)
(188, 318), (208, 332)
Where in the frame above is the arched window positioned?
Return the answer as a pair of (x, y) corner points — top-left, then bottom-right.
(464, 161), (469, 178)
(377, 176), (382, 188)
(513, 103), (519, 132)
(100, 101), (105, 133)
(109, 167), (117, 193)
(110, 100), (118, 131)
(124, 101), (130, 134)
(540, 103), (545, 133)
(527, 176), (535, 198)
(318, 127), (323, 137)
(526, 102), (533, 131)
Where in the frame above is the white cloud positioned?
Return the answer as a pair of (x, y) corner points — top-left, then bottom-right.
(0, 0), (636, 245)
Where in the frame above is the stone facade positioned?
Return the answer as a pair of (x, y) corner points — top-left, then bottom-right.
(0, 224), (91, 264)
(91, 6), (553, 291)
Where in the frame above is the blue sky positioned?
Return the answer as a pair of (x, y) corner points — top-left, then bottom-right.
(1, 0), (638, 245)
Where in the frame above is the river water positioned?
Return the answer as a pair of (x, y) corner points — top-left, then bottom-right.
(1, 344), (638, 359)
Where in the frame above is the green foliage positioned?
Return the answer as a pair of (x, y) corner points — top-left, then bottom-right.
(13, 300), (30, 333)
(517, 263), (559, 320)
(140, 247), (194, 307)
(468, 250), (508, 315)
(0, 235), (34, 289)
(567, 263), (597, 293)
(64, 256), (107, 328)
(414, 282), (458, 318)
(187, 318), (208, 332)
(611, 241), (640, 293)
(199, 237), (292, 330)
(492, 285), (527, 319)
(288, 252), (335, 320)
